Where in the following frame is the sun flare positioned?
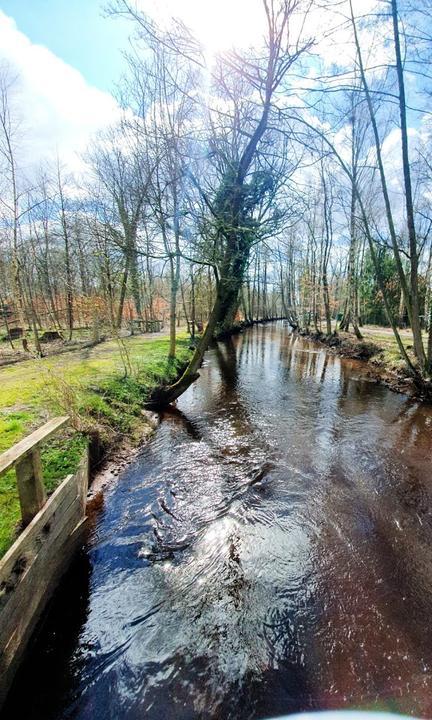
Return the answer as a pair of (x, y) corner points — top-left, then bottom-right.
(141, 0), (265, 55)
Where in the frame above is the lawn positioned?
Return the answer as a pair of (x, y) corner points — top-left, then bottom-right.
(0, 333), (192, 557)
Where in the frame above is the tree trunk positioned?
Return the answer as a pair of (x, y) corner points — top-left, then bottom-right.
(116, 257), (129, 330)
(322, 270), (332, 336)
(129, 245), (143, 320)
(350, 0), (424, 368)
(391, 0), (426, 369)
(190, 267), (196, 339)
(168, 253), (180, 359)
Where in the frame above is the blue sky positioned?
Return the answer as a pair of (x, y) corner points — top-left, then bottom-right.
(1, 0), (129, 91)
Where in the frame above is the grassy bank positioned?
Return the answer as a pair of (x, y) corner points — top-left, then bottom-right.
(356, 325), (429, 367)
(305, 324), (430, 395)
(0, 333), (192, 557)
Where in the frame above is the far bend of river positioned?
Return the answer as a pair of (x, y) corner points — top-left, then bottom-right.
(4, 322), (432, 720)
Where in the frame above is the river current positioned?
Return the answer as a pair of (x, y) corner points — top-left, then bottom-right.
(4, 322), (432, 719)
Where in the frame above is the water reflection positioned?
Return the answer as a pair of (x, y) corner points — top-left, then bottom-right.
(4, 322), (432, 719)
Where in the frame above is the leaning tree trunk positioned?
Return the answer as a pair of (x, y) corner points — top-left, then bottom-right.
(214, 244), (250, 336)
(152, 266), (244, 404)
(151, 65), (275, 405)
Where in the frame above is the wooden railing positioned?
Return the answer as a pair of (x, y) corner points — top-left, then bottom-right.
(0, 416), (69, 526)
(0, 418), (89, 709)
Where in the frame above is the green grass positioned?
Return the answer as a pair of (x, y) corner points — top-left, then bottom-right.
(0, 334), (192, 557)
(335, 324), (429, 373)
(359, 326), (429, 372)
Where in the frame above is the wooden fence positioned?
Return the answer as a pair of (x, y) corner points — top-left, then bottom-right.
(0, 418), (89, 709)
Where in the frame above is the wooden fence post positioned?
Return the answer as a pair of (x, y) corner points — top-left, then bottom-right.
(0, 416), (69, 528)
(15, 448), (46, 527)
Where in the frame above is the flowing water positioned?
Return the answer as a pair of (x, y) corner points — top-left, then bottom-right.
(4, 322), (432, 719)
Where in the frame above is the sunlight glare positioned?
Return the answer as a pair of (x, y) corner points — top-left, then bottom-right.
(140, 0), (265, 56)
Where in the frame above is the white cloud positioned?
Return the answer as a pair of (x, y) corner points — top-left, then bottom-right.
(0, 11), (120, 180)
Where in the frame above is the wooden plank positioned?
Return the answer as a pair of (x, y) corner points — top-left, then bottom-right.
(0, 417), (69, 476)
(16, 448), (46, 526)
(0, 472), (78, 593)
(0, 496), (83, 640)
(75, 448), (89, 514)
(0, 505), (85, 656)
(0, 514), (88, 709)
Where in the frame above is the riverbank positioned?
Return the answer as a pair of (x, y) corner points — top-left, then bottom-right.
(301, 324), (430, 398)
(215, 316), (288, 340)
(0, 333), (192, 557)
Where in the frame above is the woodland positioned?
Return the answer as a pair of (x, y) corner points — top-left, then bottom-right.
(0, 0), (431, 399)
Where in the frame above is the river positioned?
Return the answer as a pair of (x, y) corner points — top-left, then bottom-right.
(3, 322), (432, 719)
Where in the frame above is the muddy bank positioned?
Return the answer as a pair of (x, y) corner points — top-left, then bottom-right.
(215, 316), (288, 340)
(87, 410), (160, 501)
(84, 352), (196, 498)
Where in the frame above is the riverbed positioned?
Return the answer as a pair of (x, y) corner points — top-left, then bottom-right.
(4, 322), (432, 719)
